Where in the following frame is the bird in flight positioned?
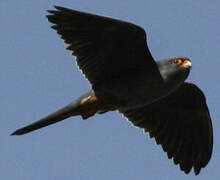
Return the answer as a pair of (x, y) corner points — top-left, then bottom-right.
(11, 6), (213, 175)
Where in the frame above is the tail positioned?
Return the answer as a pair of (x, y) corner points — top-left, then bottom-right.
(11, 91), (93, 136)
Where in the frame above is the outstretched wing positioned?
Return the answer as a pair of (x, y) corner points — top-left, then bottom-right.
(47, 6), (157, 86)
(120, 82), (213, 175)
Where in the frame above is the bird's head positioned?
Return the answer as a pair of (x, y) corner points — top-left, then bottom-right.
(157, 57), (192, 84)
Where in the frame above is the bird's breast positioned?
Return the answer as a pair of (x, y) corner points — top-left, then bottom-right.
(93, 71), (170, 110)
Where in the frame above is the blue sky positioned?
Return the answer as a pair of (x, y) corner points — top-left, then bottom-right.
(1, 0), (220, 179)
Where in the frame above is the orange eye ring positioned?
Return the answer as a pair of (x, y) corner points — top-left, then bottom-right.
(172, 59), (182, 65)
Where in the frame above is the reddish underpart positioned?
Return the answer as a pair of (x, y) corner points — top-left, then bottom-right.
(80, 95), (99, 119)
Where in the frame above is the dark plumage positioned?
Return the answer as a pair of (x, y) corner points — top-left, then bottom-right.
(11, 6), (213, 175)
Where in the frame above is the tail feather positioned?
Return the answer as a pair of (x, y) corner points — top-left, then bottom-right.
(11, 101), (81, 136)
(11, 91), (93, 136)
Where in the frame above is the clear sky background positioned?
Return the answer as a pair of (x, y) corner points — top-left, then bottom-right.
(1, 0), (220, 179)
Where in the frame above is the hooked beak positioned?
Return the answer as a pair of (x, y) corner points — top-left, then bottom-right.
(181, 59), (192, 69)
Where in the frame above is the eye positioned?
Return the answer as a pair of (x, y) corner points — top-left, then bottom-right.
(172, 59), (182, 65)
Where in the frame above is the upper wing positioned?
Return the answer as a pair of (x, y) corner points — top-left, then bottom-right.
(46, 6), (157, 86)
(120, 82), (213, 175)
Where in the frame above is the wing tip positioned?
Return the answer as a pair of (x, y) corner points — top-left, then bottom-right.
(54, 5), (74, 13)
(46, 6), (63, 17)
(54, 5), (63, 10)
(194, 167), (201, 175)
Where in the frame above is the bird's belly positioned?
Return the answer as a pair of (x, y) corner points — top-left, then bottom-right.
(116, 83), (167, 110)
(93, 73), (168, 110)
